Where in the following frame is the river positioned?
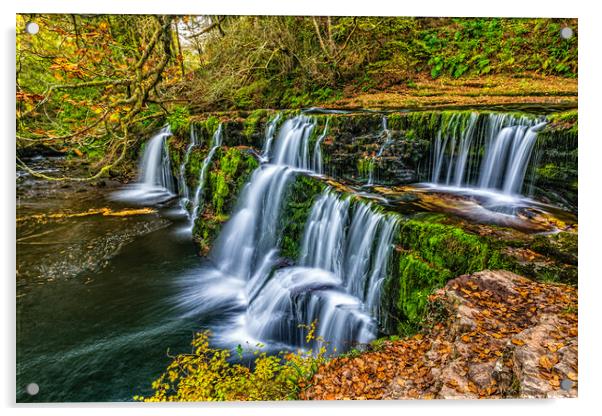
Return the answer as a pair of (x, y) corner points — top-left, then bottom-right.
(16, 158), (214, 402)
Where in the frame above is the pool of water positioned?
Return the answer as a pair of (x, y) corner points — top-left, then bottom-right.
(16, 160), (216, 402)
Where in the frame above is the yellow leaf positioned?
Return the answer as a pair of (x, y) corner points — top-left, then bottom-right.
(539, 354), (558, 371)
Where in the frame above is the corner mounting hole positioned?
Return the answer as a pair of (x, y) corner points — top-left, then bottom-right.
(560, 379), (573, 391)
(25, 22), (39, 35)
(560, 27), (573, 40)
(26, 382), (39, 396)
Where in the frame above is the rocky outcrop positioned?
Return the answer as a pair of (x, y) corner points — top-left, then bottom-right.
(301, 270), (577, 400)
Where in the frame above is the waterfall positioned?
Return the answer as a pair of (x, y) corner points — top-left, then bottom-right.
(260, 113), (281, 162)
(186, 115), (396, 353)
(271, 115), (316, 170)
(178, 124), (199, 213)
(111, 126), (175, 203)
(501, 122), (546, 194)
(430, 113), (480, 186)
(367, 117), (392, 186)
(208, 115), (317, 299)
(312, 119), (329, 174)
(244, 189), (398, 352)
(211, 164), (296, 283)
(189, 124), (223, 225)
(429, 113), (544, 195)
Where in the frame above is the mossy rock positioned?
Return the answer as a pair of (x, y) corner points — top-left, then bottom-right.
(242, 109), (269, 142)
(381, 216), (512, 335)
(397, 219), (503, 274)
(279, 174), (327, 260)
(191, 147), (260, 255)
(383, 252), (452, 335)
(167, 106), (191, 137)
(208, 147), (260, 216)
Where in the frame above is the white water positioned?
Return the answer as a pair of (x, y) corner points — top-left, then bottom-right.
(111, 126), (175, 204)
(271, 115), (316, 170)
(195, 115), (313, 347)
(367, 117), (391, 186)
(430, 113), (544, 196)
(178, 124), (200, 214)
(312, 119), (329, 174)
(260, 113), (281, 162)
(181, 114), (397, 353)
(244, 190), (398, 352)
(189, 124), (223, 225)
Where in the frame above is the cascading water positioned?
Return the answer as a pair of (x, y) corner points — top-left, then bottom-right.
(429, 113), (545, 196)
(245, 189), (398, 352)
(497, 122), (546, 195)
(367, 117), (392, 186)
(211, 164), (296, 283)
(186, 115), (317, 345)
(210, 115), (317, 283)
(182, 114), (396, 353)
(112, 126), (175, 203)
(271, 115), (316, 170)
(260, 113), (281, 162)
(312, 119), (329, 174)
(178, 124), (200, 213)
(189, 124), (223, 225)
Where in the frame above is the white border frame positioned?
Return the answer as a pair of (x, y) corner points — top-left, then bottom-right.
(3, 1), (599, 415)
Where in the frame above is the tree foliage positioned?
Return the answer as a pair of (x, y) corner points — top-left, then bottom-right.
(181, 17), (577, 111)
(16, 14), (181, 180)
(16, 15), (577, 179)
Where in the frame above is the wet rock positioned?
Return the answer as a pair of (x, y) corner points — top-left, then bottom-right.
(301, 270), (577, 400)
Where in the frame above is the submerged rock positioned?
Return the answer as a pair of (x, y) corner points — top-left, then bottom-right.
(301, 270), (577, 400)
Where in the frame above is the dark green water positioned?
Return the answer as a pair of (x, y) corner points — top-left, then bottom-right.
(16, 162), (216, 402)
(17, 209), (210, 402)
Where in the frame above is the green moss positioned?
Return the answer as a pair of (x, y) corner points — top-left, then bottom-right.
(243, 109), (268, 140)
(398, 219), (495, 274)
(167, 106), (190, 137)
(279, 175), (326, 260)
(547, 110), (578, 133)
(200, 116), (221, 137)
(185, 148), (208, 187)
(357, 157), (375, 178)
(387, 253), (452, 332)
(386, 113), (404, 130)
(193, 215), (226, 256)
(530, 121), (577, 210)
(208, 147), (259, 216)
(191, 147), (259, 255)
(382, 217), (512, 335)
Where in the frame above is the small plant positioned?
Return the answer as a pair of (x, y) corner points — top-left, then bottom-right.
(136, 322), (329, 402)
